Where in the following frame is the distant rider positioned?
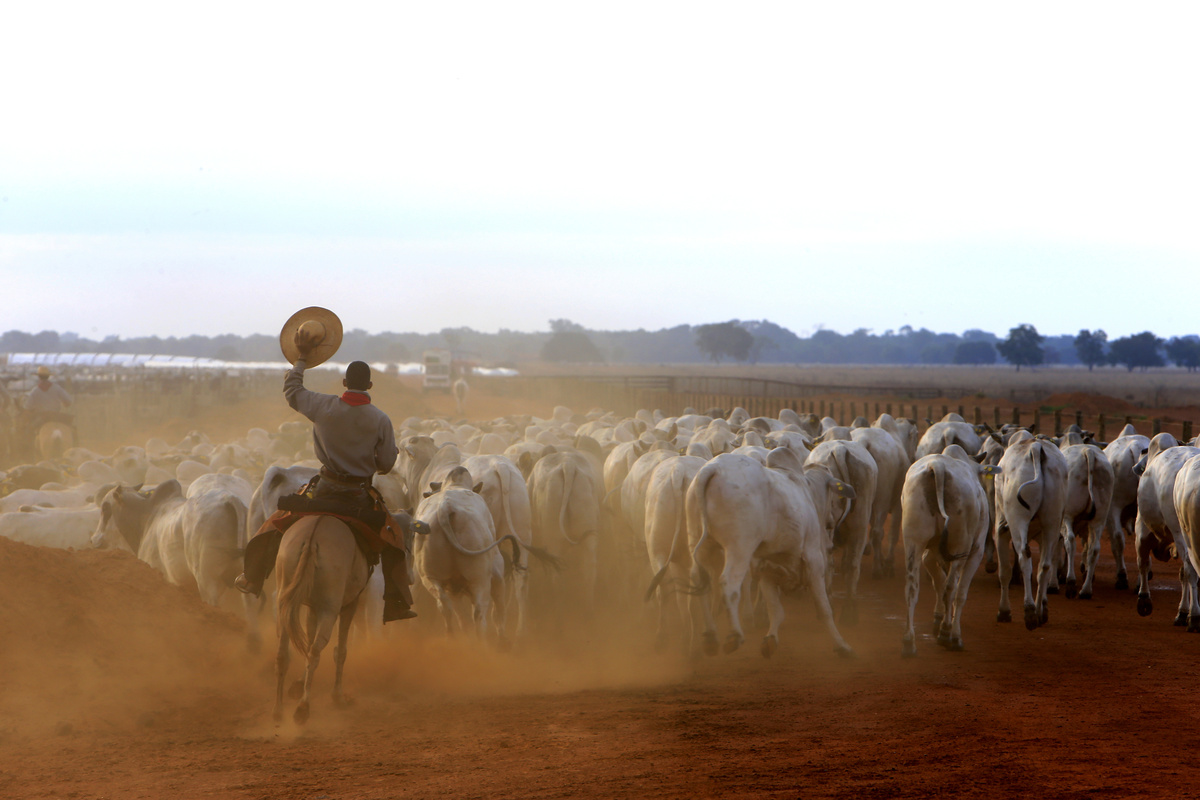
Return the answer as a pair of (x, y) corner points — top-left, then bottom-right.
(20, 365), (74, 456)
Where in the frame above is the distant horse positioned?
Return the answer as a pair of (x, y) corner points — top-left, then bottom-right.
(35, 421), (75, 461)
(274, 514), (370, 724)
(453, 378), (469, 417)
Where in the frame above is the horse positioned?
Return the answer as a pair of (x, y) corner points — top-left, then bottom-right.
(273, 514), (370, 724)
(35, 420), (75, 461)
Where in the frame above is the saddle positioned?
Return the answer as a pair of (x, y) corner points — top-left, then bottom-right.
(256, 485), (408, 565)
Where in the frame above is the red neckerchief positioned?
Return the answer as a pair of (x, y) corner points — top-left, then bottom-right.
(340, 391), (371, 406)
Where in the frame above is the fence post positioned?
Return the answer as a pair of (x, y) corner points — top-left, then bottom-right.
(850, 402), (856, 421)
(1184, 420), (1193, 442)
(1012, 406), (1020, 426)
(1032, 408), (1039, 433)
(973, 406), (982, 425)
(886, 402), (892, 416)
(994, 407), (1001, 427)
(1075, 410), (1083, 429)
(1053, 410), (1061, 435)
(941, 405), (948, 420)
(1153, 418), (1161, 435)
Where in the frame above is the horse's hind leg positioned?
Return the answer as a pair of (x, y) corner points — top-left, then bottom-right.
(333, 599), (359, 708)
(295, 610), (338, 725)
(274, 626), (291, 723)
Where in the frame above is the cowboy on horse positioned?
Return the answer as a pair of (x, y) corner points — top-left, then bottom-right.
(235, 307), (419, 624)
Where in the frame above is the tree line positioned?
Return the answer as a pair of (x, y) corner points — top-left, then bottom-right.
(3, 322), (1198, 371)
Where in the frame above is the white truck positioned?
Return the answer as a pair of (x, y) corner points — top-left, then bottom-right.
(422, 349), (453, 392)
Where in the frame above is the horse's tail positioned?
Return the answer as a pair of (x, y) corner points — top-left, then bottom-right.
(277, 517), (319, 656)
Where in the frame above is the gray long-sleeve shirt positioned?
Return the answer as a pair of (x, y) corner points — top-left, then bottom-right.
(284, 360), (398, 479)
(24, 382), (72, 413)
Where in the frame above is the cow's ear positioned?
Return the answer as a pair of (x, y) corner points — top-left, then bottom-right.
(429, 481), (442, 493)
(981, 464), (1002, 477)
(473, 482), (484, 494)
(833, 480), (856, 500)
(518, 452), (534, 474)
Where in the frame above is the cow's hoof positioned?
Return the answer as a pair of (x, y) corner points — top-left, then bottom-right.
(1137, 595), (1153, 617)
(723, 633), (743, 654)
(272, 706), (283, 724)
(931, 613), (944, 635)
(1188, 615), (1200, 633)
(293, 701), (310, 725)
(1024, 605), (1039, 631)
(1047, 585), (1059, 595)
(1040, 605), (1049, 626)
(901, 639), (917, 659)
(936, 630), (951, 648)
(997, 609), (1012, 623)
(1174, 609), (1189, 627)
(702, 632), (719, 657)
(1065, 580), (1078, 600)
(288, 679), (304, 700)
(834, 645), (856, 659)
(1115, 572), (1129, 591)
(985, 558), (998, 574)
(1079, 588), (1093, 600)
(760, 635), (778, 659)
(841, 601), (859, 627)
(946, 637), (964, 652)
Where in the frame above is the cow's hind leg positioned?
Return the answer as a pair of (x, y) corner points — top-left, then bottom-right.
(995, 525), (1015, 623)
(901, 543), (921, 658)
(757, 579), (785, 658)
(718, 556), (751, 654)
(1079, 520), (1103, 600)
(1134, 515), (1155, 616)
(804, 553), (853, 657)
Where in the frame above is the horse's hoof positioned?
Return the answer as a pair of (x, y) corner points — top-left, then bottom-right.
(936, 631), (951, 648)
(1024, 605), (1039, 631)
(1065, 580), (1078, 600)
(293, 702), (310, 725)
(1047, 585), (1059, 595)
(702, 632), (719, 657)
(1174, 610), (1189, 626)
(760, 635), (778, 659)
(997, 609), (1012, 623)
(1137, 595), (1153, 617)
(835, 645), (856, 659)
(1079, 589), (1093, 600)
(901, 639), (917, 658)
(723, 633), (743, 654)
(288, 679), (304, 700)
(946, 637), (964, 652)
(1115, 572), (1129, 591)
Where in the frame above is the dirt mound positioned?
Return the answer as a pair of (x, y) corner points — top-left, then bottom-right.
(0, 537), (251, 736)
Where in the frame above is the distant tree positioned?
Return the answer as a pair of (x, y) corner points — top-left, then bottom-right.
(953, 340), (997, 365)
(440, 328), (462, 349)
(1108, 331), (1165, 372)
(541, 328), (604, 363)
(996, 324), (1045, 371)
(1166, 337), (1200, 372)
(695, 321), (754, 363)
(549, 319), (586, 334)
(1074, 329), (1107, 371)
(215, 345), (241, 361)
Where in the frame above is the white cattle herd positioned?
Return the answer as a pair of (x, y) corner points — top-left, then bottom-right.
(3, 402), (1197, 665)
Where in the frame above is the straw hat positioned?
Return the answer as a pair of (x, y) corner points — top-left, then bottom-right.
(36, 366), (51, 379)
(279, 307), (343, 367)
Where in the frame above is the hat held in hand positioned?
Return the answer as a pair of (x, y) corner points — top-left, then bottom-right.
(279, 307), (343, 367)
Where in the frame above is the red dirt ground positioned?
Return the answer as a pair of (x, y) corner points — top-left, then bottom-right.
(3, 386), (1200, 799)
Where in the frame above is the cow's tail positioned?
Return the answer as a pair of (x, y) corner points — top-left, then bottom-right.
(831, 447), (853, 547)
(688, 466), (717, 596)
(218, 497), (249, 587)
(645, 470), (687, 602)
(277, 517), (319, 657)
(495, 466), (526, 573)
(933, 462), (968, 562)
(1081, 448), (1098, 521)
(556, 460), (595, 546)
(1016, 442), (1044, 511)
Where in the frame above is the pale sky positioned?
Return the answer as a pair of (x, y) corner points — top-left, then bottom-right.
(2, 2), (1198, 343)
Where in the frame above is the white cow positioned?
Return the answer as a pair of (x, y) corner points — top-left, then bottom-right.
(643, 453), (708, 649)
(0, 505), (102, 549)
(1132, 434), (1200, 625)
(806, 439), (877, 625)
(916, 420), (987, 460)
(414, 466), (518, 643)
(1172, 453), (1200, 631)
(1103, 426), (1150, 590)
(686, 448), (857, 658)
(850, 425), (910, 578)
(993, 434), (1068, 630)
(528, 448), (604, 609)
(900, 445), (1000, 656)
(0, 486), (94, 513)
(1058, 442), (1115, 601)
